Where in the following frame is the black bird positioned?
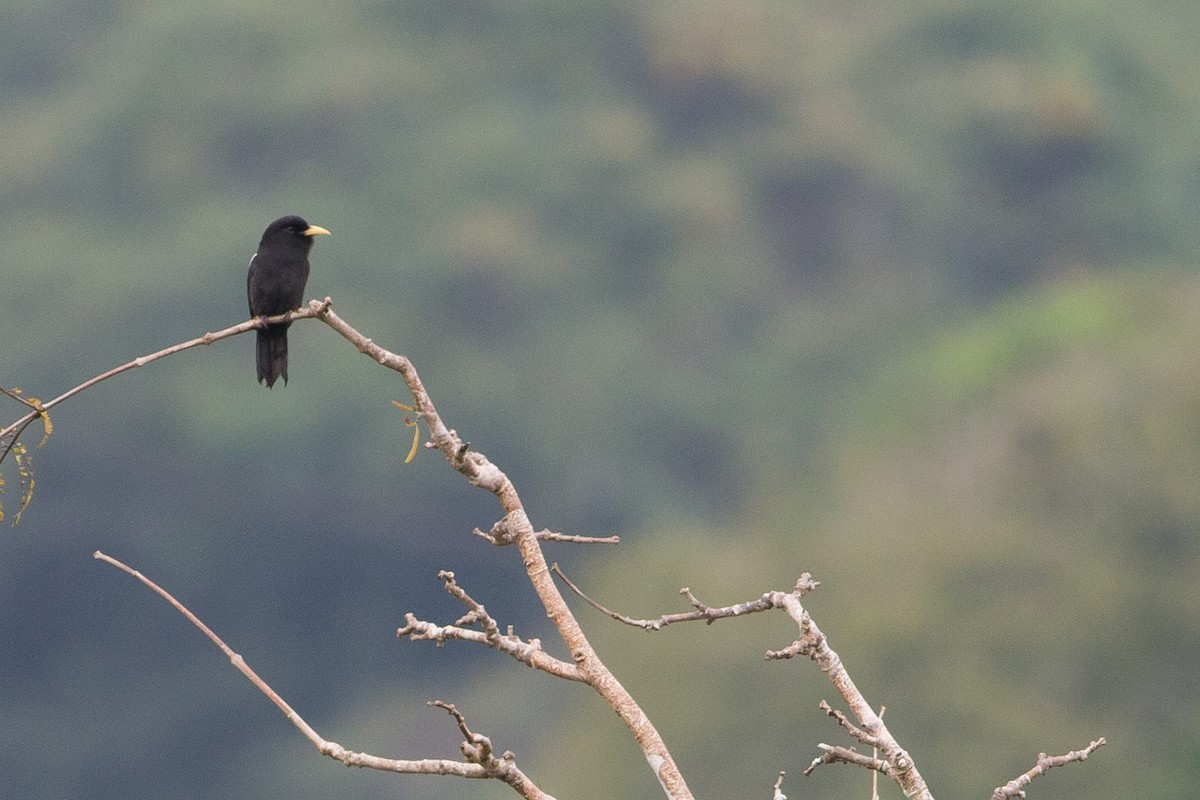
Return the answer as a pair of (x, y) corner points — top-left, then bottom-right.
(246, 215), (330, 387)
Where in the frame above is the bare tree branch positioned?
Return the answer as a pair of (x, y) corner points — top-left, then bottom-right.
(17, 303), (1104, 800)
(428, 701), (558, 798)
(6, 300), (689, 797)
(556, 571), (933, 797)
(803, 743), (891, 777)
(398, 613), (584, 681)
(474, 523), (620, 546)
(1, 305), (333, 521)
(990, 739), (1107, 800)
(551, 565), (817, 631)
(817, 700), (882, 749)
(92, 550), (553, 799)
(0, 386), (51, 469)
(770, 770), (787, 800)
(566, 567), (1103, 800)
(396, 571), (584, 681)
(1, 304), (330, 454)
(871, 706), (886, 800)
(772, 582), (934, 799)
(308, 299), (696, 799)
(438, 569), (504, 642)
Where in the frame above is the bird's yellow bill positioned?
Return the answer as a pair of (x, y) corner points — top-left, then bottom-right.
(303, 225), (331, 237)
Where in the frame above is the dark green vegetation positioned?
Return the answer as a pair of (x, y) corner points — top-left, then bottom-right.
(2, 2), (1198, 798)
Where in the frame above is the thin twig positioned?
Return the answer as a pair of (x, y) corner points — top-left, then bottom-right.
(0, 387), (51, 466)
(818, 700), (881, 748)
(427, 700), (541, 793)
(551, 563), (784, 631)
(397, 572), (583, 681)
(1, 305), (329, 452)
(439, 570), (503, 643)
(990, 739), (1107, 800)
(771, 770), (787, 800)
(473, 525), (620, 546)
(93, 550), (554, 799)
(803, 744), (891, 777)
(536, 529), (620, 544)
(872, 706), (885, 800)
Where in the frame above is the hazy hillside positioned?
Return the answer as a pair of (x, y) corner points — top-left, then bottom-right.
(2, 2), (1198, 798)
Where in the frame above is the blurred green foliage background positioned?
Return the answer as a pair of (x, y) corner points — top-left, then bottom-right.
(2, 1), (1198, 798)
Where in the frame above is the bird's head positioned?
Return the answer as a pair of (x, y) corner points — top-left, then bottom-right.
(260, 215), (331, 247)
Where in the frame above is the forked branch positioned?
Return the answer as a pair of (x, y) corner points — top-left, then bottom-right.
(397, 570), (584, 682)
(558, 571), (1105, 800)
(309, 299), (694, 799)
(93, 550), (554, 799)
(60, 300), (693, 800)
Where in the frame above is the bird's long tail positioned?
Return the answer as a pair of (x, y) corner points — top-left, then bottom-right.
(256, 324), (290, 388)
